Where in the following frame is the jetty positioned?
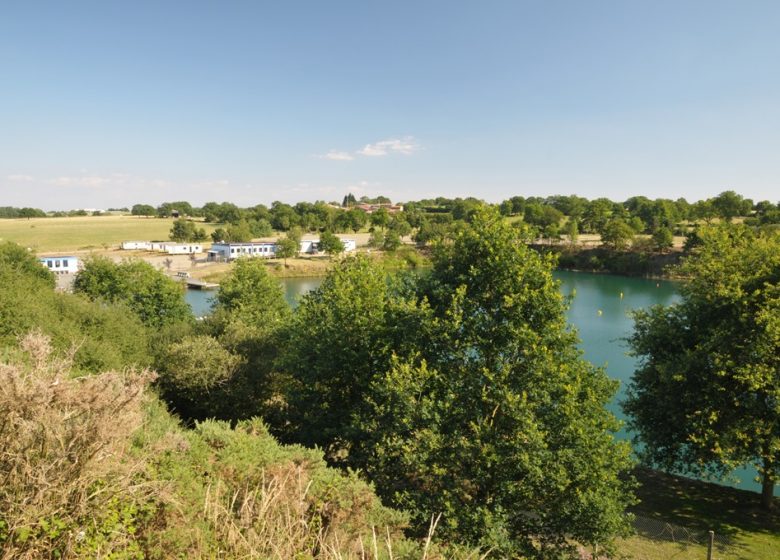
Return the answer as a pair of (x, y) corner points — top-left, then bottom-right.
(184, 278), (219, 290)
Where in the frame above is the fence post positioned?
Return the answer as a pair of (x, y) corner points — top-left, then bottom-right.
(707, 530), (714, 560)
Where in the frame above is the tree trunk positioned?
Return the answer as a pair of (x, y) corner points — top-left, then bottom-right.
(761, 456), (775, 510)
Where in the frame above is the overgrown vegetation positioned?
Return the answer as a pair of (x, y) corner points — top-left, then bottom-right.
(3, 211), (778, 558)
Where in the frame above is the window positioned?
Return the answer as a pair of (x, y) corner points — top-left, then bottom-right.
(47, 260), (53, 268)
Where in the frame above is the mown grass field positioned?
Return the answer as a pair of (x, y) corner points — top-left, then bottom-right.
(0, 215), (218, 253)
(617, 468), (780, 559)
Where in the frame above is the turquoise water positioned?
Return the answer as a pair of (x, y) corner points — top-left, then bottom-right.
(185, 272), (772, 496)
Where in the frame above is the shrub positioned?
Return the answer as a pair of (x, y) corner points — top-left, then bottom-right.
(0, 332), (156, 558)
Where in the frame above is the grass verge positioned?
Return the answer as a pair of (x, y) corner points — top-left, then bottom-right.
(616, 468), (780, 559)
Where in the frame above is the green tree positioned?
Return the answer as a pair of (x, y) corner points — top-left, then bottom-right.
(274, 236), (299, 267)
(565, 218), (579, 246)
(388, 215), (412, 238)
(318, 231), (344, 257)
(0, 242), (54, 288)
(370, 207), (390, 230)
(382, 230), (401, 252)
(211, 227), (229, 243)
(74, 257), (192, 329)
(711, 190), (751, 222)
(624, 225), (780, 510)
(355, 209), (635, 555)
(368, 229), (384, 248)
(159, 259), (292, 423)
(651, 226), (674, 252)
(215, 259), (290, 326)
(18, 207), (46, 219)
(600, 219), (635, 250)
(226, 220), (253, 242)
(0, 249), (149, 372)
(169, 218), (204, 242)
(249, 218), (273, 238)
(131, 204), (156, 217)
(278, 256), (423, 455)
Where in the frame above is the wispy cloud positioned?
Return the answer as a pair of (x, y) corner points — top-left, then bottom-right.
(319, 150), (355, 161)
(318, 136), (420, 161)
(47, 173), (172, 190)
(6, 174), (34, 182)
(358, 137), (419, 157)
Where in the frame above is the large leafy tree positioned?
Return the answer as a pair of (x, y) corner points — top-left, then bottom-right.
(157, 259), (291, 422)
(74, 257), (192, 329)
(169, 218), (206, 242)
(357, 209), (634, 555)
(280, 210), (635, 556)
(624, 225), (780, 510)
(318, 230), (345, 256)
(278, 256), (425, 456)
(274, 236), (299, 266)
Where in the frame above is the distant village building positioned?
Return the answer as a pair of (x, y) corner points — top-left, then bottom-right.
(355, 203), (404, 214)
(39, 256), (80, 274)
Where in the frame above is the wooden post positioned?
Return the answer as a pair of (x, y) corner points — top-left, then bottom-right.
(707, 530), (714, 560)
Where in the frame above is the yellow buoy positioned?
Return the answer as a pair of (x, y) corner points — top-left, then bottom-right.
(597, 309), (603, 316)
(619, 292), (624, 299)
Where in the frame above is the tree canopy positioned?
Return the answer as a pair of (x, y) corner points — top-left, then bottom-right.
(280, 209), (635, 556)
(74, 257), (192, 329)
(624, 224), (780, 509)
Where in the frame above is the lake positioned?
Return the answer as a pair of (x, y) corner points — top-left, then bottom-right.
(185, 271), (772, 496)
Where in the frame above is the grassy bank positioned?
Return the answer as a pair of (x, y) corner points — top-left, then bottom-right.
(617, 468), (780, 559)
(0, 215), (218, 252)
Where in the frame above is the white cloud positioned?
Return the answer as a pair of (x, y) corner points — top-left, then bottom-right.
(358, 136), (419, 157)
(49, 173), (128, 188)
(318, 136), (421, 161)
(6, 174), (34, 182)
(319, 150), (355, 161)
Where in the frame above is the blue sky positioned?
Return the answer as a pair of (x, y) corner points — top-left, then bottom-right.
(2, 1), (779, 209)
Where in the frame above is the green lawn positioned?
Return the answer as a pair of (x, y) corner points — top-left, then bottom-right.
(616, 468), (780, 559)
(0, 215), (218, 253)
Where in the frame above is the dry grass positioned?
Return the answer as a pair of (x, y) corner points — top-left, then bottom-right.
(0, 332), (480, 559)
(0, 215), (218, 253)
(0, 331), (155, 559)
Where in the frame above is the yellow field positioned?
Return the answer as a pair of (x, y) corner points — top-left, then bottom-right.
(0, 215), (218, 253)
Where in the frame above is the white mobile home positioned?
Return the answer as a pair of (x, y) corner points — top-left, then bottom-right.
(163, 243), (202, 255)
(208, 242), (277, 261)
(299, 239), (319, 254)
(121, 241), (152, 250)
(299, 237), (356, 254)
(39, 256), (80, 274)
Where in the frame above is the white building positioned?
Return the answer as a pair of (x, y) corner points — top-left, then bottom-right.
(163, 243), (202, 255)
(121, 241), (152, 250)
(299, 239), (319, 254)
(127, 241), (201, 254)
(39, 256), (80, 274)
(208, 242), (277, 261)
(299, 237), (356, 254)
(208, 237), (356, 261)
